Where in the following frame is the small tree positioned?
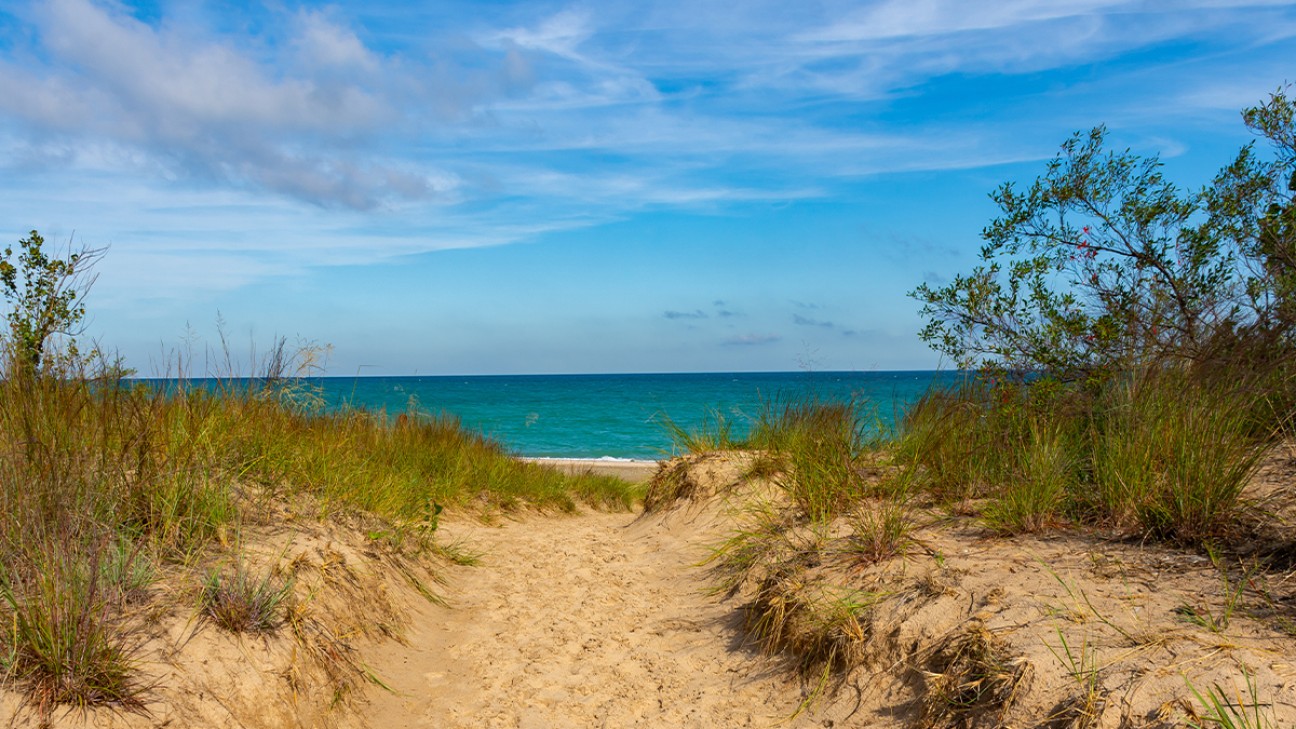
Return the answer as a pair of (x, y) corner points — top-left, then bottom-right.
(912, 88), (1296, 383)
(0, 230), (102, 374)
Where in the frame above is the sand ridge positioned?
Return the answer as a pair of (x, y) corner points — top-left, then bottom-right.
(364, 507), (837, 728)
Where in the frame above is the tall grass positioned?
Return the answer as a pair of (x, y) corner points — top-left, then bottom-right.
(0, 348), (637, 713)
(0, 543), (145, 714)
(750, 400), (872, 521)
(1089, 373), (1268, 543)
(981, 421), (1079, 535)
(890, 369), (1273, 544)
(658, 408), (740, 454)
(648, 397), (880, 520)
(222, 398), (637, 516)
(889, 382), (1006, 503)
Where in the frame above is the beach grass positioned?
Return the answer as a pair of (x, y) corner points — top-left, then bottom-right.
(0, 350), (638, 713)
(662, 362), (1289, 711)
(887, 369), (1276, 545)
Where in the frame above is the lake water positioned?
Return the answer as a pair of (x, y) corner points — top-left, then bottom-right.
(303, 370), (951, 459)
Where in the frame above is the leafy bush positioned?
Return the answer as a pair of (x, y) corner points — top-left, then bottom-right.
(912, 88), (1296, 384)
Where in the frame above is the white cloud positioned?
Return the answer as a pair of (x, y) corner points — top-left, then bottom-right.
(489, 9), (595, 60)
(294, 10), (381, 72)
(0, 0), (508, 209)
(798, 0), (1129, 43)
(0, 0), (1293, 303)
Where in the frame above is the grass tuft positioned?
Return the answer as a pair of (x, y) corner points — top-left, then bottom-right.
(0, 545), (146, 714)
(642, 458), (703, 513)
(917, 622), (1029, 729)
(843, 500), (914, 566)
(658, 408), (740, 454)
(755, 400), (871, 521)
(1044, 628), (1107, 729)
(1186, 668), (1276, 729)
(1090, 373), (1267, 543)
(200, 562), (293, 634)
(982, 422), (1076, 535)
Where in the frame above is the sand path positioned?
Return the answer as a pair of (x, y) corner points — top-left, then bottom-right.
(365, 509), (822, 728)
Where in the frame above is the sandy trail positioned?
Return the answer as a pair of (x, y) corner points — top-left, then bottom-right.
(365, 509), (821, 729)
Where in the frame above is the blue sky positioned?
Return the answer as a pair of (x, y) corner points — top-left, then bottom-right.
(0, 0), (1293, 375)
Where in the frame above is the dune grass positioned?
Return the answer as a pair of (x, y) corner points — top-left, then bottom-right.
(200, 561), (294, 634)
(889, 369), (1277, 545)
(650, 361), (1281, 548)
(0, 353), (638, 714)
(651, 397), (880, 521)
(656, 365), (1287, 711)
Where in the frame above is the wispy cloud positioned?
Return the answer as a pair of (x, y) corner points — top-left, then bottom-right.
(0, 0), (1291, 303)
(723, 333), (782, 346)
(793, 314), (835, 329)
(663, 309), (708, 320)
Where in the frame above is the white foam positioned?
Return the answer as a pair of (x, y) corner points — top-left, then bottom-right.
(525, 456), (659, 464)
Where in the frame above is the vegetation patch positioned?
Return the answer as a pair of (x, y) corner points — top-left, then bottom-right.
(200, 562), (294, 634)
(916, 622), (1029, 729)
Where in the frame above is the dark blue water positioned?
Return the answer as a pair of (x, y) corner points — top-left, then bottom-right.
(305, 371), (949, 459)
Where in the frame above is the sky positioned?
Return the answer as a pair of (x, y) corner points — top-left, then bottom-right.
(0, 0), (1294, 376)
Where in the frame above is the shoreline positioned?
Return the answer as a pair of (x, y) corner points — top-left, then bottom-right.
(523, 457), (660, 483)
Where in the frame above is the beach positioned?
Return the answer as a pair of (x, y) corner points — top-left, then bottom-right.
(523, 457), (659, 483)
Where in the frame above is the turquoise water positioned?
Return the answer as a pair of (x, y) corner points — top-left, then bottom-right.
(307, 371), (950, 460)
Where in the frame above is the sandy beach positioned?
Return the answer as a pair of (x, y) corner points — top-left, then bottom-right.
(12, 447), (1296, 728)
(524, 457), (660, 483)
(363, 506), (828, 728)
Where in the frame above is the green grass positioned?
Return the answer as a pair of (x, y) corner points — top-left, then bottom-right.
(888, 369), (1272, 545)
(844, 500), (914, 565)
(0, 349), (639, 714)
(659, 407), (740, 454)
(200, 562), (293, 633)
(649, 398), (880, 520)
(1089, 373), (1267, 543)
(751, 400), (874, 521)
(678, 367), (1282, 706)
(1186, 668), (1276, 729)
(0, 543), (145, 714)
(890, 381), (1016, 504)
(981, 421), (1078, 535)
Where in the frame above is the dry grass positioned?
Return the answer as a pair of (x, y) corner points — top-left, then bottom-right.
(916, 622), (1030, 729)
(643, 458), (703, 513)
